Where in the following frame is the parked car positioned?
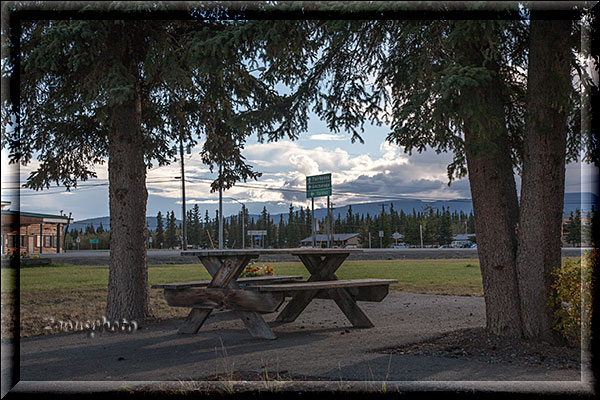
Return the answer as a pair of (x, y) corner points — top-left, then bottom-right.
(391, 243), (409, 249)
(450, 241), (472, 248)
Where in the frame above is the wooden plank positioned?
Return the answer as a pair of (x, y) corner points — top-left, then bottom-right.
(209, 257), (246, 287)
(199, 254), (278, 339)
(164, 287), (284, 312)
(247, 279), (398, 292)
(328, 287), (374, 328)
(274, 253), (348, 323)
(274, 289), (321, 323)
(257, 286), (390, 302)
(151, 275), (303, 289)
(236, 311), (277, 340)
(178, 308), (213, 334)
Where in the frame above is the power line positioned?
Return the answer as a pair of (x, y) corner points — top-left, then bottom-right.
(2, 175), (595, 205)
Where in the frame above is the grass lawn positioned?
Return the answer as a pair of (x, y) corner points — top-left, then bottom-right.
(0, 257), (580, 338)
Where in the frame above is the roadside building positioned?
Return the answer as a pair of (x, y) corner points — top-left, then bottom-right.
(300, 233), (360, 248)
(1, 201), (72, 255)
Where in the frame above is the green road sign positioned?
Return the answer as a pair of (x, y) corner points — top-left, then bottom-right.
(306, 173), (332, 198)
(89, 239), (99, 244)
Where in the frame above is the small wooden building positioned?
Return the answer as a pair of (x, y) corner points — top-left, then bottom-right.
(300, 233), (360, 248)
(1, 202), (72, 255)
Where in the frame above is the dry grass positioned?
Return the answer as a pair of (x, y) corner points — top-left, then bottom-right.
(2, 287), (189, 339)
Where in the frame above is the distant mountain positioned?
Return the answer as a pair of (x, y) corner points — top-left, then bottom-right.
(69, 192), (597, 231)
(69, 216), (183, 232)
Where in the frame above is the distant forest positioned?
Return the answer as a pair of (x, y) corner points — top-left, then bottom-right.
(63, 204), (593, 250)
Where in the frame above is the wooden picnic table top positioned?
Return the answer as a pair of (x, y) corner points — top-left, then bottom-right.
(181, 248), (364, 257)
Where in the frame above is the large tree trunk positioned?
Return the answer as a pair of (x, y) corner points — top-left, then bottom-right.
(463, 73), (523, 338)
(105, 25), (152, 321)
(457, 22), (523, 338)
(516, 17), (572, 342)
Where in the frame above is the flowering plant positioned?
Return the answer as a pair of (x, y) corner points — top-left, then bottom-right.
(240, 262), (275, 277)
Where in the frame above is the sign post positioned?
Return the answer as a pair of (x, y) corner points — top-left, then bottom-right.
(306, 173), (332, 248)
(247, 230), (267, 249)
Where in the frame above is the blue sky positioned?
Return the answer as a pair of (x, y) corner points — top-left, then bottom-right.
(2, 112), (598, 222)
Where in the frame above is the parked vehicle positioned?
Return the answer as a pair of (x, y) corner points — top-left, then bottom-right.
(450, 241), (472, 248)
(391, 243), (409, 249)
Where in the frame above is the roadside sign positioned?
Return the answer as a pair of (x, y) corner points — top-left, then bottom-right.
(89, 239), (99, 244)
(76, 237), (81, 243)
(379, 231), (384, 238)
(247, 230), (267, 236)
(306, 173), (332, 198)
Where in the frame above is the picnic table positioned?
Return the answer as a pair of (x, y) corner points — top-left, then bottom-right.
(152, 248), (397, 339)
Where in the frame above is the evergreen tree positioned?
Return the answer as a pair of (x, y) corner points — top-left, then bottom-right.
(566, 209), (582, 247)
(165, 211), (178, 249)
(437, 208), (453, 246)
(85, 224), (96, 235)
(155, 211), (165, 249)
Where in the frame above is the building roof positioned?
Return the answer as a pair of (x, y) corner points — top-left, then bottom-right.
(300, 233), (359, 243)
(452, 234), (476, 241)
(1, 210), (72, 223)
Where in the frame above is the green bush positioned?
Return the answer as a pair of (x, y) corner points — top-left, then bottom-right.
(548, 250), (595, 348)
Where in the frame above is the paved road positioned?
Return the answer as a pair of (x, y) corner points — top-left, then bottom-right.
(39, 248), (590, 265)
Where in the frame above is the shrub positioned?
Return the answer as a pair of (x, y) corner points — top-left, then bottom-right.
(548, 250), (595, 348)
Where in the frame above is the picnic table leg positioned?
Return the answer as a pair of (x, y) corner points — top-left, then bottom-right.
(178, 308), (213, 334)
(190, 255), (277, 340)
(275, 254), (347, 323)
(277, 253), (374, 328)
(274, 289), (321, 323)
(327, 288), (374, 328)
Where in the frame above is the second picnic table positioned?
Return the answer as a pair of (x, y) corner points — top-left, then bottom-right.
(152, 248), (397, 339)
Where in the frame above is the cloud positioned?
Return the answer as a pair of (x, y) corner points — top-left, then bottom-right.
(240, 140), (470, 211)
(309, 133), (346, 141)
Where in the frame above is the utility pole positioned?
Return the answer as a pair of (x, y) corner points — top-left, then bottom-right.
(179, 138), (187, 250)
(311, 197), (316, 247)
(241, 204), (245, 249)
(329, 199), (334, 248)
(420, 224), (424, 248)
(218, 163), (223, 250)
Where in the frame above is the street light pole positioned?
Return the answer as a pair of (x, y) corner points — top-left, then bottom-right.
(179, 137), (187, 250)
(218, 163), (223, 250)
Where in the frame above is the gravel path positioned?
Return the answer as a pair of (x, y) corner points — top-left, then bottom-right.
(4, 292), (592, 396)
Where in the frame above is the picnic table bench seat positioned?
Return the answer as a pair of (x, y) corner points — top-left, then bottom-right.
(151, 275), (304, 290)
(246, 278), (398, 302)
(152, 276), (304, 314)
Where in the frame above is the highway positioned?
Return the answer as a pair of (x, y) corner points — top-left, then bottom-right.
(37, 247), (591, 265)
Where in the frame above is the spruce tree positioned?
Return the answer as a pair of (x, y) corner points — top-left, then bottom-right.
(155, 211), (165, 249)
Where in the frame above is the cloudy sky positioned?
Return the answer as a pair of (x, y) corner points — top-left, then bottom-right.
(2, 111), (597, 222)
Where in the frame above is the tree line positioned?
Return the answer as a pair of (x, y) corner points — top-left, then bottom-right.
(63, 206), (594, 250)
(149, 204), (475, 249)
